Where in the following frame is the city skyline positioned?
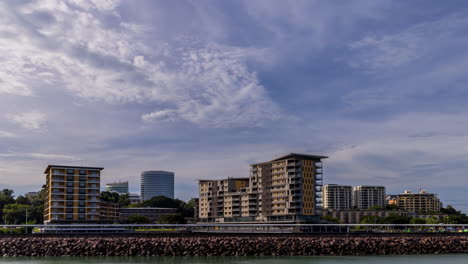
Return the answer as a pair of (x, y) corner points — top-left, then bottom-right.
(1, 0), (468, 213)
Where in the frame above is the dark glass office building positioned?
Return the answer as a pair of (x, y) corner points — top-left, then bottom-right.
(141, 171), (174, 201)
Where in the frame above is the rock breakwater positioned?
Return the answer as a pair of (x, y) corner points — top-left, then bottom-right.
(1, 236), (467, 256)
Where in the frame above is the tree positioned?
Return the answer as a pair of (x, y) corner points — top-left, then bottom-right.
(127, 215), (152, 224)
(321, 215), (341, 223)
(381, 215), (412, 224)
(157, 214), (186, 224)
(360, 215), (382, 224)
(99, 191), (120, 203)
(2, 204), (31, 224)
(142, 196), (180, 208)
(15, 195), (31, 205)
(0, 189), (15, 223)
(410, 218), (427, 224)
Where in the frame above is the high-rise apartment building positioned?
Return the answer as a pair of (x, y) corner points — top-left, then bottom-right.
(105, 181), (129, 194)
(353, 186), (386, 209)
(396, 190), (441, 213)
(198, 153), (327, 223)
(44, 165), (103, 224)
(323, 184), (352, 210)
(141, 171), (175, 201)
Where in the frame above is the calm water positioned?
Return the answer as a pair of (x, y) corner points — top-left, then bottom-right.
(0, 255), (467, 264)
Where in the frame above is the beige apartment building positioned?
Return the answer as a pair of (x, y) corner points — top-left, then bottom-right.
(198, 153), (327, 223)
(44, 165), (118, 224)
(396, 190), (441, 213)
(353, 186), (386, 209)
(323, 184), (352, 211)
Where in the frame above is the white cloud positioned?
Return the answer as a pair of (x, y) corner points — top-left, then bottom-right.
(0, 152), (75, 160)
(5, 111), (46, 131)
(0, 131), (16, 138)
(0, 0), (280, 128)
(348, 14), (468, 71)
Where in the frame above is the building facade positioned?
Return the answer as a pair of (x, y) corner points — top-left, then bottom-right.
(323, 184), (352, 210)
(141, 171), (175, 201)
(198, 153), (327, 223)
(44, 165), (103, 224)
(396, 190), (441, 213)
(353, 186), (386, 209)
(105, 181), (129, 194)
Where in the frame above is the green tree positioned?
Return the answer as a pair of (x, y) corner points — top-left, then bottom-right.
(321, 215), (342, 223)
(0, 189), (15, 223)
(425, 217), (440, 224)
(381, 215), (412, 224)
(157, 213), (186, 224)
(2, 204), (31, 224)
(360, 215), (382, 224)
(99, 191), (120, 203)
(127, 215), (152, 224)
(15, 195), (31, 205)
(142, 196), (180, 208)
(410, 218), (427, 224)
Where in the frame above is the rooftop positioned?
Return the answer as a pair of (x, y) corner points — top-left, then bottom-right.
(44, 165), (104, 174)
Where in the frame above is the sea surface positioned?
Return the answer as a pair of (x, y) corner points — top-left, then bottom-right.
(0, 255), (467, 264)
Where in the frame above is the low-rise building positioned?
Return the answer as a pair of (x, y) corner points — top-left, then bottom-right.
(129, 193), (142, 204)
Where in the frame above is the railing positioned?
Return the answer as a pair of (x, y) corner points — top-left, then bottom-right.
(2, 224), (468, 234)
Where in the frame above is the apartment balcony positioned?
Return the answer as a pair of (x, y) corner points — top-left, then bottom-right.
(315, 162), (323, 168)
(315, 174), (323, 180)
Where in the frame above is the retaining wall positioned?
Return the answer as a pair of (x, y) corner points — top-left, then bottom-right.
(1, 236), (468, 256)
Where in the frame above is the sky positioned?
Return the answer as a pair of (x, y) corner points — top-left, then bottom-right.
(1, 0), (468, 212)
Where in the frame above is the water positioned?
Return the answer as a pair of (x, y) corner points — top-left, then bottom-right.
(0, 255), (467, 264)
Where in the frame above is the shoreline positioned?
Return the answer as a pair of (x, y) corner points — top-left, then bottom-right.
(1, 235), (468, 256)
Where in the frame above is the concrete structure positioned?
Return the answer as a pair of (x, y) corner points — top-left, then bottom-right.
(323, 184), (352, 210)
(396, 190), (441, 213)
(44, 165), (103, 224)
(105, 181), (129, 194)
(119, 207), (178, 223)
(129, 193), (142, 204)
(323, 210), (411, 224)
(198, 153), (327, 223)
(141, 171), (174, 201)
(353, 186), (386, 210)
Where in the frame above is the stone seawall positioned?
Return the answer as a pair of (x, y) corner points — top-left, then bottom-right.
(1, 236), (468, 256)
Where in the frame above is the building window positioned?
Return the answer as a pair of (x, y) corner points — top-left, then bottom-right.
(79, 170), (86, 175)
(79, 201), (85, 207)
(67, 195), (73, 200)
(67, 169), (74, 174)
(66, 201), (73, 207)
(67, 176), (74, 181)
(78, 214), (85, 219)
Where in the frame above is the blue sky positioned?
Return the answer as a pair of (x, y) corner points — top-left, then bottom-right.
(1, 0), (468, 212)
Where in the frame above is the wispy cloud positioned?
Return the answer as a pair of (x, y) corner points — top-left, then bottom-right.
(0, 152), (75, 160)
(0, 131), (16, 138)
(5, 111), (46, 131)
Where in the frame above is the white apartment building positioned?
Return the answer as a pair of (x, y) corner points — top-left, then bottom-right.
(323, 184), (353, 210)
(353, 186), (386, 209)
